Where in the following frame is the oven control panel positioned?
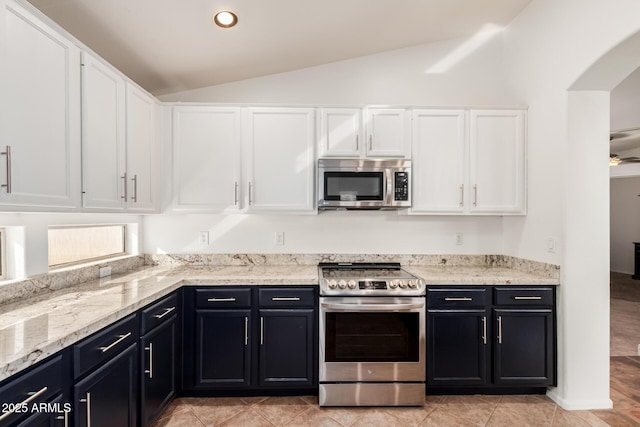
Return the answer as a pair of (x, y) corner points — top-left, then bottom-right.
(320, 278), (425, 296)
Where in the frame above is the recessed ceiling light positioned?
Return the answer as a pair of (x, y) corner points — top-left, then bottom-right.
(213, 10), (238, 28)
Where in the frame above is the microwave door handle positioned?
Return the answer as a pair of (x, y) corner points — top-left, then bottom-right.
(386, 169), (393, 204)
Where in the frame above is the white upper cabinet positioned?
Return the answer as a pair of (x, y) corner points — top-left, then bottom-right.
(81, 52), (126, 210)
(125, 82), (159, 212)
(318, 108), (363, 157)
(411, 109), (526, 215)
(243, 107), (316, 213)
(172, 106), (241, 212)
(469, 109), (526, 214)
(411, 110), (466, 213)
(365, 108), (410, 157)
(0, 0), (81, 210)
(319, 107), (409, 158)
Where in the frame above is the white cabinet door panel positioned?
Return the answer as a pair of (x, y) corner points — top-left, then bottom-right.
(81, 52), (126, 210)
(411, 110), (466, 213)
(0, 1), (81, 210)
(365, 108), (409, 157)
(173, 106), (241, 211)
(244, 108), (315, 212)
(318, 108), (362, 157)
(469, 110), (525, 213)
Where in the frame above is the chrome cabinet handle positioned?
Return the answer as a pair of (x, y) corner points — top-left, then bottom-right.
(121, 173), (128, 202)
(444, 297), (472, 301)
(80, 392), (91, 427)
(0, 386), (48, 422)
(248, 182), (253, 205)
(1, 145), (11, 193)
(271, 297), (301, 301)
(154, 306), (176, 319)
(459, 185), (464, 207)
(482, 316), (487, 345)
(473, 185), (478, 207)
(145, 343), (153, 379)
(244, 316), (249, 346)
(131, 174), (138, 203)
(207, 297), (236, 302)
(514, 296), (543, 300)
(260, 317), (264, 345)
(99, 332), (132, 353)
(497, 316), (503, 344)
(234, 181), (238, 206)
(55, 412), (69, 427)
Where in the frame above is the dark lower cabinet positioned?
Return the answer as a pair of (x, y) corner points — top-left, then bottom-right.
(427, 310), (487, 387)
(426, 286), (556, 392)
(195, 309), (252, 388)
(74, 343), (138, 427)
(494, 309), (555, 385)
(140, 314), (178, 426)
(15, 394), (68, 427)
(258, 309), (315, 387)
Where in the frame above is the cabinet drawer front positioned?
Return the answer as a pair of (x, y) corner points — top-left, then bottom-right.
(494, 288), (554, 306)
(0, 354), (66, 426)
(427, 288), (486, 308)
(73, 313), (138, 379)
(195, 288), (251, 308)
(141, 292), (178, 334)
(258, 288), (315, 307)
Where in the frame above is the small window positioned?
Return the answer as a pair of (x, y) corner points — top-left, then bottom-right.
(48, 225), (126, 268)
(0, 228), (6, 279)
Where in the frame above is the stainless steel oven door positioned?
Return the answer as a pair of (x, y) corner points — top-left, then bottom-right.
(319, 297), (425, 382)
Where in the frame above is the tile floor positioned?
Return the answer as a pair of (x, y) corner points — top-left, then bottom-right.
(152, 275), (640, 427)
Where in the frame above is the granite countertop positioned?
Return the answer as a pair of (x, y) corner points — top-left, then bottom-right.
(0, 262), (556, 382)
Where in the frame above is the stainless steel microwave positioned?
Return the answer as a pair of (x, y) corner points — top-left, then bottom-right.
(317, 158), (411, 210)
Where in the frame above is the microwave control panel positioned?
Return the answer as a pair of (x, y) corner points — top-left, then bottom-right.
(394, 172), (409, 201)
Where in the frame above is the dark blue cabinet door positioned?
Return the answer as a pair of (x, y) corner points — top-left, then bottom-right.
(15, 394), (68, 427)
(258, 309), (315, 387)
(195, 309), (251, 388)
(74, 344), (137, 427)
(427, 310), (489, 387)
(141, 315), (177, 426)
(493, 309), (555, 386)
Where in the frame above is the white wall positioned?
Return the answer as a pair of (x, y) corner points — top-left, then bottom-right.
(611, 67), (640, 130)
(610, 177), (640, 274)
(503, 0), (640, 410)
(143, 212), (502, 255)
(159, 33), (517, 107)
(0, 213), (142, 278)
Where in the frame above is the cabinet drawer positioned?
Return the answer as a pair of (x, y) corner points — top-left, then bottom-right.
(258, 288), (315, 307)
(195, 288), (251, 308)
(73, 313), (138, 379)
(0, 353), (67, 426)
(141, 292), (178, 334)
(427, 288), (486, 308)
(494, 287), (554, 306)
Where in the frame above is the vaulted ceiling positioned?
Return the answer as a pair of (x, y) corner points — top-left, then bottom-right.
(27, 0), (532, 96)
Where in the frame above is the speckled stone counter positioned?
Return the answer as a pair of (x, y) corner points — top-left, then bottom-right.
(0, 256), (558, 382)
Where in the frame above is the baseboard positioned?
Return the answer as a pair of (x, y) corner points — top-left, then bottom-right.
(546, 389), (613, 410)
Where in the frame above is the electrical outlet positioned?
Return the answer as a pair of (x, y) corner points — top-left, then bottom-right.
(99, 266), (112, 278)
(275, 231), (285, 246)
(455, 232), (463, 245)
(199, 231), (209, 245)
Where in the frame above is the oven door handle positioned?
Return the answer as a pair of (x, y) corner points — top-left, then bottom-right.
(320, 302), (424, 311)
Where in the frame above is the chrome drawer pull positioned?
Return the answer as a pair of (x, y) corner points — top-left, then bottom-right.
(80, 392), (91, 427)
(56, 412), (69, 427)
(99, 332), (132, 353)
(1, 145), (11, 194)
(120, 173), (128, 202)
(271, 297), (301, 301)
(131, 174), (138, 203)
(497, 316), (503, 344)
(145, 343), (154, 379)
(208, 297), (236, 302)
(482, 316), (487, 345)
(0, 386), (48, 421)
(514, 296), (543, 300)
(444, 297), (472, 301)
(260, 317), (264, 345)
(154, 306), (176, 319)
(244, 317), (249, 346)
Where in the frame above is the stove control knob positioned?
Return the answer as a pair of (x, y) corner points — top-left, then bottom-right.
(389, 280), (398, 289)
(338, 280), (347, 289)
(327, 279), (337, 289)
(398, 280), (408, 289)
(408, 280), (418, 288)
(348, 280), (357, 289)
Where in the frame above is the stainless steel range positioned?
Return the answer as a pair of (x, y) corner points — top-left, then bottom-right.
(318, 262), (426, 407)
